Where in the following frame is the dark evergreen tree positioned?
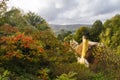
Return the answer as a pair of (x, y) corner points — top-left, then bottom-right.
(74, 26), (90, 43)
(90, 20), (103, 41)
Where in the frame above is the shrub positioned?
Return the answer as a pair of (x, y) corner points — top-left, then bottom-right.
(50, 63), (96, 80)
(0, 70), (10, 80)
(55, 72), (77, 80)
(0, 32), (47, 79)
(90, 72), (107, 80)
(90, 46), (120, 80)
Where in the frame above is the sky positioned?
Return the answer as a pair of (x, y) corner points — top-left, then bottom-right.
(7, 0), (120, 25)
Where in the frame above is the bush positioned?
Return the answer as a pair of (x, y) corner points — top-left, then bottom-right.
(0, 32), (49, 79)
(55, 72), (77, 80)
(90, 46), (120, 80)
(50, 63), (96, 80)
(0, 70), (10, 80)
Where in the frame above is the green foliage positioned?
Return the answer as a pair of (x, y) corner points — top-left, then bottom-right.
(116, 46), (120, 54)
(0, 25), (47, 79)
(15, 73), (39, 80)
(24, 12), (50, 31)
(90, 46), (120, 80)
(74, 20), (103, 43)
(24, 12), (44, 26)
(0, 7), (49, 31)
(90, 20), (103, 41)
(55, 72), (77, 80)
(57, 29), (72, 41)
(0, 7), (77, 79)
(91, 72), (107, 80)
(0, 70), (10, 80)
(50, 63), (99, 80)
(0, 4), (120, 80)
(64, 34), (74, 42)
(0, 0), (7, 17)
(3, 8), (28, 27)
(74, 26), (90, 43)
(0, 0), (8, 26)
(100, 14), (120, 48)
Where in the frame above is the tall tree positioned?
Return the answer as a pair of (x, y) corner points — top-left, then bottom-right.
(24, 12), (50, 31)
(0, 0), (7, 17)
(0, 0), (8, 25)
(100, 14), (120, 51)
(4, 8), (28, 27)
(90, 20), (103, 41)
(74, 26), (90, 43)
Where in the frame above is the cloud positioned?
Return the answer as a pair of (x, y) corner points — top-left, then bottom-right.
(85, 0), (120, 16)
(7, 0), (120, 24)
(38, 0), (79, 21)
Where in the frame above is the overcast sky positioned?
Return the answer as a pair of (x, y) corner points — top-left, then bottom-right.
(7, 0), (120, 24)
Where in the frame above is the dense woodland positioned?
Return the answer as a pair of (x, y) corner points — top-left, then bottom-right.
(0, 1), (120, 80)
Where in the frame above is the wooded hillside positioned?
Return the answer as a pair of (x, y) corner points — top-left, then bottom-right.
(0, 1), (120, 80)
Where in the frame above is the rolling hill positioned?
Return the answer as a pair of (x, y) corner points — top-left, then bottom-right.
(49, 24), (91, 34)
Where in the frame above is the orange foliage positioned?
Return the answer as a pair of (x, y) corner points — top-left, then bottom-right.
(0, 32), (44, 61)
(5, 51), (23, 59)
(63, 42), (70, 47)
(12, 33), (34, 48)
(61, 42), (71, 52)
(38, 46), (44, 53)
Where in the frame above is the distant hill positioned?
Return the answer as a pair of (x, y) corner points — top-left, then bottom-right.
(49, 24), (91, 34)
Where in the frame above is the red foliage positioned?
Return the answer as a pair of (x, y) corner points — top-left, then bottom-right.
(12, 33), (34, 48)
(0, 32), (44, 61)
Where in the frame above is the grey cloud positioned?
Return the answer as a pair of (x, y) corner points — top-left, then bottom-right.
(38, 0), (79, 22)
(8, 0), (120, 24)
(54, 0), (120, 24)
(84, 0), (120, 16)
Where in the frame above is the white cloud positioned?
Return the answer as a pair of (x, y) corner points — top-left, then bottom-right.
(7, 0), (120, 24)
